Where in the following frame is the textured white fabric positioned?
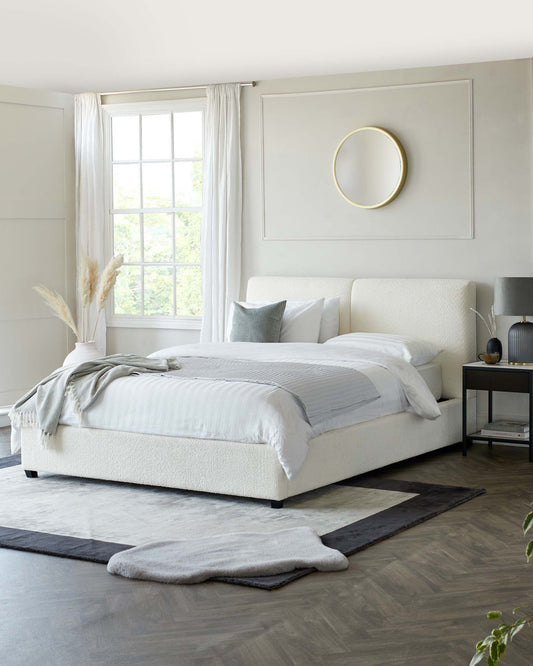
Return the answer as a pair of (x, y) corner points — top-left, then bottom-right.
(325, 332), (442, 366)
(15, 343), (441, 479)
(350, 278), (476, 398)
(151, 342), (441, 420)
(150, 342), (438, 473)
(319, 297), (340, 342)
(417, 363), (442, 400)
(107, 527), (348, 583)
(246, 276), (475, 398)
(246, 276), (354, 334)
(200, 84), (242, 343)
(16, 276), (474, 504)
(284, 396), (474, 498)
(74, 93), (106, 353)
(19, 397), (474, 501)
(228, 299), (325, 342)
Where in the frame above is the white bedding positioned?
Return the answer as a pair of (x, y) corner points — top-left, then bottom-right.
(417, 363), (442, 400)
(12, 343), (441, 479)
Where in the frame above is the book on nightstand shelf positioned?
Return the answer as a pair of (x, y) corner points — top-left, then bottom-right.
(480, 420), (530, 440)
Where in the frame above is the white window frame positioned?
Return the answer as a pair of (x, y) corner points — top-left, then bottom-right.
(102, 98), (206, 330)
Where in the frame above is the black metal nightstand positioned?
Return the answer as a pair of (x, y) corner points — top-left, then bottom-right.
(462, 362), (533, 462)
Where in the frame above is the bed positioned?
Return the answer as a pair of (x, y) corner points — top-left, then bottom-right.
(17, 276), (477, 507)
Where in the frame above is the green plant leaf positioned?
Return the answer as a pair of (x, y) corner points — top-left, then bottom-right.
(487, 655), (497, 666)
(523, 510), (533, 535)
(480, 635), (496, 648)
(526, 539), (533, 562)
(497, 642), (506, 658)
(490, 641), (499, 661)
(469, 649), (486, 666)
(510, 618), (527, 639)
(491, 628), (502, 639)
(513, 605), (533, 615)
(487, 611), (502, 620)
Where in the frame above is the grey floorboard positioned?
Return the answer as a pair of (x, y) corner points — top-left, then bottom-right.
(1, 441), (533, 665)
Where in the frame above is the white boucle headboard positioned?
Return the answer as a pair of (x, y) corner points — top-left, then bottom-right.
(246, 276), (354, 334)
(246, 276), (476, 400)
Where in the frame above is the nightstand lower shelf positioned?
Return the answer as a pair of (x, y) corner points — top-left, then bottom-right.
(462, 362), (533, 462)
(466, 431), (529, 445)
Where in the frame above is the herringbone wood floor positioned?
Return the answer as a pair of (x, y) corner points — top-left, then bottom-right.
(1, 429), (532, 666)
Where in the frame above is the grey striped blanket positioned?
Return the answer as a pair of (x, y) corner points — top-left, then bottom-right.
(166, 357), (380, 427)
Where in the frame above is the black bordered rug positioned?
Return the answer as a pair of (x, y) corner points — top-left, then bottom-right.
(0, 455), (484, 589)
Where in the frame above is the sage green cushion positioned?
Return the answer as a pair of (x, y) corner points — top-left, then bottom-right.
(229, 301), (287, 342)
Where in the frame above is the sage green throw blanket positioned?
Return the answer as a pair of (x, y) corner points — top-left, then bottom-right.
(10, 354), (180, 445)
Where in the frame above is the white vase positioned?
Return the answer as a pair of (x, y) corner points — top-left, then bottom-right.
(63, 342), (103, 367)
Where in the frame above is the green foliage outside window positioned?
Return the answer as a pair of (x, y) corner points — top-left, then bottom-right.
(111, 119), (203, 319)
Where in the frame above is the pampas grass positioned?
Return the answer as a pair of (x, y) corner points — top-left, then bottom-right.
(33, 285), (80, 342)
(91, 255), (124, 340)
(78, 253), (98, 340)
(79, 253), (98, 307)
(34, 253), (123, 346)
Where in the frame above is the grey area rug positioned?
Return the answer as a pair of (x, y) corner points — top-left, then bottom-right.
(0, 455), (485, 589)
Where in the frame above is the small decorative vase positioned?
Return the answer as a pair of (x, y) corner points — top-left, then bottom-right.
(486, 337), (502, 358)
(63, 342), (102, 367)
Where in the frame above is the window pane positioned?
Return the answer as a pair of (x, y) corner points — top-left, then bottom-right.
(142, 114), (171, 160)
(174, 161), (202, 207)
(114, 214), (141, 262)
(144, 266), (173, 316)
(114, 266), (142, 315)
(173, 112), (202, 158)
(112, 115), (139, 161)
(142, 162), (172, 208)
(175, 211), (201, 263)
(144, 213), (172, 262)
(113, 164), (140, 209)
(176, 265), (201, 316)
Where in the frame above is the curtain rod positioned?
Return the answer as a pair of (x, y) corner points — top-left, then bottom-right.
(99, 81), (256, 96)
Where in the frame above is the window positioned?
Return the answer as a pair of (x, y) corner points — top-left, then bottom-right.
(104, 100), (204, 329)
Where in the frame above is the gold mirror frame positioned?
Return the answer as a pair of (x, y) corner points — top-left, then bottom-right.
(333, 127), (407, 209)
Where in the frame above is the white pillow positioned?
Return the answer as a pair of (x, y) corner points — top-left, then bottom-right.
(324, 332), (442, 366)
(227, 299), (324, 343)
(318, 297), (340, 343)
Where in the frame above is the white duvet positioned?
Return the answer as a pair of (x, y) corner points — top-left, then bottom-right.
(12, 343), (440, 479)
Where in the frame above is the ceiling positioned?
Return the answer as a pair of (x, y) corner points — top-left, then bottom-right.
(1, 0), (532, 94)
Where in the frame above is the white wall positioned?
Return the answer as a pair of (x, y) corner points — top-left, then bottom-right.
(0, 84), (75, 406)
(261, 80), (473, 241)
(240, 58), (532, 422)
(242, 59), (532, 294)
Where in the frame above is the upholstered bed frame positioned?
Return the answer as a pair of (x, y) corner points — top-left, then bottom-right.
(20, 277), (477, 507)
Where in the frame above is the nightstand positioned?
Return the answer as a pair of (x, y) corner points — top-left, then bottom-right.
(462, 362), (533, 462)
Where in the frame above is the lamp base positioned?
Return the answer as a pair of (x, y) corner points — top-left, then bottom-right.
(508, 320), (533, 364)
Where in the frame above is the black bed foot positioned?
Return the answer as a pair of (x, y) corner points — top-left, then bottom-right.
(24, 470), (38, 478)
(270, 500), (284, 509)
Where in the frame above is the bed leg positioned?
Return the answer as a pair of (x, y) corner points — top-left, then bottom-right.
(270, 500), (284, 509)
(24, 470), (38, 478)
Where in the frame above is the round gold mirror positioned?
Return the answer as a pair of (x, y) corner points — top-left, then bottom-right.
(333, 127), (407, 209)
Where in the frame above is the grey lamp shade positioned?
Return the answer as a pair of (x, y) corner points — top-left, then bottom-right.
(494, 277), (533, 316)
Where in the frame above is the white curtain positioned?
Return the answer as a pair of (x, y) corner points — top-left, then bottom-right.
(200, 84), (242, 343)
(74, 92), (106, 353)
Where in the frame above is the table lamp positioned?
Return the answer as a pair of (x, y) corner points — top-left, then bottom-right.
(494, 277), (533, 365)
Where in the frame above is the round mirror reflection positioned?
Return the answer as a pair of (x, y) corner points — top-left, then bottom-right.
(333, 127), (407, 209)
